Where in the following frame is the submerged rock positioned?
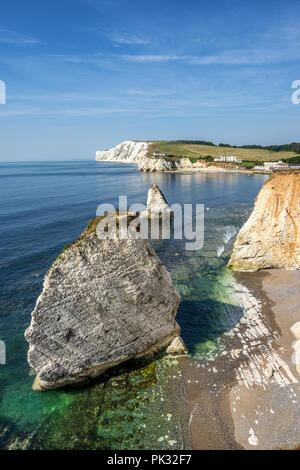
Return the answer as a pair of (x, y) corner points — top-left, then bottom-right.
(141, 184), (172, 219)
(228, 173), (300, 271)
(166, 337), (188, 355)
(25, 212), (182, 391)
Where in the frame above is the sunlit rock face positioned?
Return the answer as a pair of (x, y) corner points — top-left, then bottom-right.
(228, 173), (300, 271)
(137, 157), (200, 172)
(166, 336), (188, 355)
(141, 184), (172, 219)
(25, 212), (181, 391)
(138, 158), (178, 172)
(95, 140), (148, 163)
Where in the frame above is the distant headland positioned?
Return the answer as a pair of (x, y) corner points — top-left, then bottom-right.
(95, 140), (300, 173)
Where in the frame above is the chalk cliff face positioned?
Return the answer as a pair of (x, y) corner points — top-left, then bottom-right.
(228, 173), (300, 271)
(25, 212), (181, 390)
(95, 140), (148, 163)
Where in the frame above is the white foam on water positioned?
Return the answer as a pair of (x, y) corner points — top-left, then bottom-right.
(223, 226), (237, 244)
(217, 246), (225, 257)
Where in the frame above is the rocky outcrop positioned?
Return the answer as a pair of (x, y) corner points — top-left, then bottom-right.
(95, 140), (148, 163)
(138, 157), (192, 172)
(137, 157), (208, 172)
(25, 212), (182, 391)
(166, 336), (188, 355)
(137, 157), (176, 172)
(141, 184), (172, 219)
(228, 173), (300, 271)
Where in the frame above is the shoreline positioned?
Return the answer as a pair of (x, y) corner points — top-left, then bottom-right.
(176, 269), (300, 450)
(152, 168), (270, 175)
(229, 269), (300, 449)
(95, 159), (272, 175)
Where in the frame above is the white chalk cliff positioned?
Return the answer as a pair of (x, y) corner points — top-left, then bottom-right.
(95, 140), (148, 163)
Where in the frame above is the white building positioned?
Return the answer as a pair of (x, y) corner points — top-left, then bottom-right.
(153, 152), (169, 157)
(214, 155), (242, 163)
(254, 161), (289, 171)
(263, 161), (286, 170)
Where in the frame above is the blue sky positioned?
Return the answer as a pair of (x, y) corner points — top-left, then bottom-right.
(0, 0), (300, 161)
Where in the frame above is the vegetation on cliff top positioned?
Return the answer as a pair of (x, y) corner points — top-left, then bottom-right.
(50, 212), (139, 272)
(148, 141), (297, 163)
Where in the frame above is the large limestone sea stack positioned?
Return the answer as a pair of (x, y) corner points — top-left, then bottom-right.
(228, 173), (300, 271)
(25, 212), (183, 391)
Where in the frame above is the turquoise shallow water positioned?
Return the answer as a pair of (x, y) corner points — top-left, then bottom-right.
(0, 161), (267, 449)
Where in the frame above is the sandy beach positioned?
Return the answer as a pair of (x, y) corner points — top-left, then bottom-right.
(177, 269), (300, 450)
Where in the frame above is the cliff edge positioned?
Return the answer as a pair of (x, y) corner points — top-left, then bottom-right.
(228, 173), (300, 271)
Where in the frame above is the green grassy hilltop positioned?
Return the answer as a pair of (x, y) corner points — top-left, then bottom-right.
(149, 141), (296, 163)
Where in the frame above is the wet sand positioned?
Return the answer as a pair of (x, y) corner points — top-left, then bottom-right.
(179, 269), (300, 450)
(179, 355), (242, 450)
(231, 270), (300, 450)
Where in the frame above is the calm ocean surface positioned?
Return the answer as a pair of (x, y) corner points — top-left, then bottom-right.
(0, 161), (267, 449)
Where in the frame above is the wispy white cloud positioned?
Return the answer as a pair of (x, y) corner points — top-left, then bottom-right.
(190, 34), (217, 45)
(0, 85), (292, 119)
(50, 54), (95, 63)
(122, 47), (300, 65)
(49, 54), (107, 67)
(110, 35), (150, 46)
(122, 54), (183, 62)
(9, 88), (179, 103)
(0, 105), (149, 118)
(0, 106), (45, 117)
(0, 28), (42, 46)
(125, 89), (177, 96)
